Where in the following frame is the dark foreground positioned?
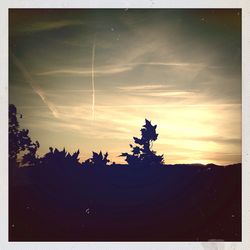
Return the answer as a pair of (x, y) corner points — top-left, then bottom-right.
(9, 163), (241, 241)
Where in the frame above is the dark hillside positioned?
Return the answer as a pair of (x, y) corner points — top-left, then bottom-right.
(9, 163), (241, 241)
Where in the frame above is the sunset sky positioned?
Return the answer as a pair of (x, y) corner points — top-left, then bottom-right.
(9, 9), (241, 165)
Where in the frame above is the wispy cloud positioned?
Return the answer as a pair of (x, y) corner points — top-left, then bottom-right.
(166, 134), (241, 145)
(140, 91), (197, 97)
(21, 20), (83, 33)
(10, 52), (59, 118)
(116, 83), (201, 99)
(34, 60), (210, 79)
(117, 85), (198, 98)
(36, 65), (133, 77)
(131, 62), (205, 67)
(117, 84), (165, 91)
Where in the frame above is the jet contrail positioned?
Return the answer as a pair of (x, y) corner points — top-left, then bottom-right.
(10, 52), (59, 118)
(91, 36), (96, 120)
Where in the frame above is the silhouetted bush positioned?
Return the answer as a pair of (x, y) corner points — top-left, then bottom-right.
(40, 147), (81, 167)
(82, 151), (110, 167)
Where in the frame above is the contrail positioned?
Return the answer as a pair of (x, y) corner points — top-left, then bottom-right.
(91, 36), (96, 120)
(10, 52), (59, 118)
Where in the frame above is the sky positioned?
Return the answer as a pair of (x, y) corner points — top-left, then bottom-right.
(9, 9), (241, 165)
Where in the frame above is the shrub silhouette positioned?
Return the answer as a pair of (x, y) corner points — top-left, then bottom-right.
(41, 147), (80, 167)
(9, 104), (39, 166)
(120, 119), (164, 166)
(82, 151), (110, 167)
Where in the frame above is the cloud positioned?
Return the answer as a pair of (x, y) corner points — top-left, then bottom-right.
(10, 52), (59, 118)
(117, 84), (199, 98)
(21, 20), (83, 33)
(36, 65), (133, 77)
(131, 62), (205, 67)
(133, 91), (197, 98)
(35, 60), (203, 78)
(166, 134), (241, 145)
(117, 84), (165, 91)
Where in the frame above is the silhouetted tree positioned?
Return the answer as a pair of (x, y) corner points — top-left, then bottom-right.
(120, 119), (164, 166)
(9, 104), (39, 167)
(82, 151), (110, 167)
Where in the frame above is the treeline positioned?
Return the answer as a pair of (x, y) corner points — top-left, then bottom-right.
(9, 104), (164, 168)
